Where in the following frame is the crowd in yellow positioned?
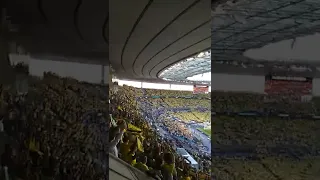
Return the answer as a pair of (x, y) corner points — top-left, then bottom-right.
(109, 85), (211, 180)
(1, 72), (109, 179)
(211, 91), (320, 180)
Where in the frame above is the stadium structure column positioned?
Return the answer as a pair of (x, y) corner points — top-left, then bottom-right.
(108, 66), (112, 85)
(0, 8), (14, 87)
(101, 65), (105, 84)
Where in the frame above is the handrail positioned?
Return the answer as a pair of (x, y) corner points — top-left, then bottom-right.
(109, 153), (155, 180)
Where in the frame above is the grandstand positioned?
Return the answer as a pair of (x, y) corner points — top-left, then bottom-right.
(110, 67), (212, 179)
(110, 79), (211, 179)
(211, 0), (320, 179)
(1, 1), (211, 180)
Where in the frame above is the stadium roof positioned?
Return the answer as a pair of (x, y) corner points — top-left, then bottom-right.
(159, 50), (211, 84)
(110, 0), (211, 81)
(6, 0), (109, 64)
(6, 0), (211, 83)
(211, 0), (320, 64)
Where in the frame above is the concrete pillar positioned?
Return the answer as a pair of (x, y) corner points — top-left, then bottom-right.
(108, 66), (112, 85)
(0, 8), (14, 87)
(101, 65), (105, 84)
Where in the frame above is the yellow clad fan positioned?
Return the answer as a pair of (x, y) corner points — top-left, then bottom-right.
(120, 135), (131, 159)
(123, 143), (138, 166)
(125, 133), (144, 153)
(127, 123), (142, 132)
(125, 123), (145, 152)
(199, 173), (210, 180)
(136, 136), (144, 152)
(134, 156), (149, 173)
(27, 137), (43, 156)
(161, 152), (177, 180)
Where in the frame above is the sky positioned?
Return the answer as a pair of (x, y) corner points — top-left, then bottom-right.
(187, 72), (211, 81)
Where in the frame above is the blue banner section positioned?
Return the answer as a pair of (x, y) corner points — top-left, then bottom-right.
(151, 95), (161, 98)
(144, 95), (210, 100)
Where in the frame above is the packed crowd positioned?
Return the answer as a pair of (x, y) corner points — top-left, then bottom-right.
(0, 71), (108, 180)
(211, 91), (319, 114)
(154, 115), (210, 157)
(144, 96), (210, 123)
(163, 98), (210, 109)
(213, 156), (320, 180)
(168, 112), (210, 123)
(212, 116), (320, 148)
(265, 80), (312, 95)
(265, 80), (312, 102)
(144, 89), (194, 97)
(212, 115), (320, 180)
(211, 91), (265, 113)
(211, 89), (320, 180)
(160, 118), (193, 139)
(144, 89), (210, 100)
(109, 85), (211, 180)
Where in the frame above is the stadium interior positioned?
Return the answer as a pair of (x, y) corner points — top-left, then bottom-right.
(0, 1), (211, 180)
(211, 0), (320, 179)
(2, 0), (320, 179)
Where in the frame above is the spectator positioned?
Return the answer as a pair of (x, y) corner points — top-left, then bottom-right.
(109, 126), (124, 157)
(134, 156), (149, 172)
(110, 84), (211, 179)
(161, 152), (177, 180)
(120, 135), (130, 159)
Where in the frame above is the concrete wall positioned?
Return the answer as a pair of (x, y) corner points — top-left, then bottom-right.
(211, 73), (265, 93)
(313, 78), (320, 96)
(29, 58), (108, 84)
